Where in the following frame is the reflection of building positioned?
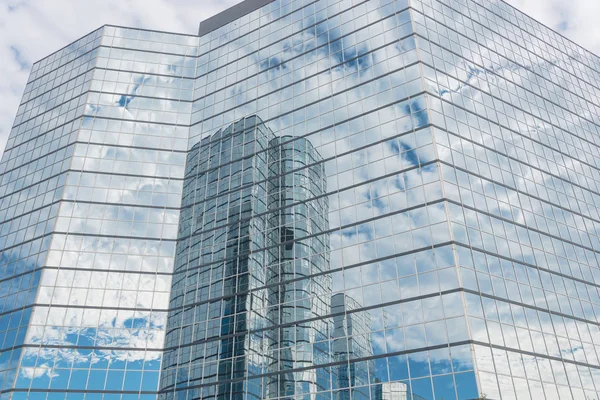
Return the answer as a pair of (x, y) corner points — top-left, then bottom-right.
(266, 136), (331, 398)
(161, 116), (273, 398)
(377, 380), (409, 400)
(330, 295), (413, 400)
(332, 293), (375, 399)
(162, 118), (330, 398)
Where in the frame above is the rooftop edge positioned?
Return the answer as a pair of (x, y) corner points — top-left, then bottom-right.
(198, 0), (275, 36)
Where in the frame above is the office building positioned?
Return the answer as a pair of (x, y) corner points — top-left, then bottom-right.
(1, 0), (599, 398)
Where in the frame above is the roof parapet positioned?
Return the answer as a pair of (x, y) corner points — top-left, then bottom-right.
(198, 0), (275, 36)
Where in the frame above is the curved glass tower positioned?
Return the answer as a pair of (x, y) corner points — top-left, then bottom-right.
(1, 0), (600, 398)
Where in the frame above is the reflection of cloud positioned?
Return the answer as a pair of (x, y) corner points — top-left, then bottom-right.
(466, 289), (599, 379)
(19, 364), (56, 380)
(11, 0), (598, 397)
(191, 1), (420, 142)
(24, 306), (165, 372)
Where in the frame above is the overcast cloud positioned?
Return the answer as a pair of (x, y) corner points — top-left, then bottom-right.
(0, 0), (599, 156)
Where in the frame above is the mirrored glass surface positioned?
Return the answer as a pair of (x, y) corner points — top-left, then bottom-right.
(1, 0), (599, 398)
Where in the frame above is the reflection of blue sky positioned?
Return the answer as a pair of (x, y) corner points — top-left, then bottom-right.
(191, 3), (418, 137)
(10, 0), (600, 396)
(0, 93), (69, 389)
(170, 0), (462, 393)
(418, 11), (600, 186)
(17, 302), (167, 389)
(5, 26), (191, 394)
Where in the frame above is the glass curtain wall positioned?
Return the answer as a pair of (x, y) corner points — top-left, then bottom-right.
(413, 0), (600, 398)
(0, 29), (102, 397)
(7, 27), (198, 399)
(160, 0), (473, 399)
(2, 0), (599, 399)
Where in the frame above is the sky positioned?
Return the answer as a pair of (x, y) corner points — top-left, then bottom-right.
(0, 0), (599, 157)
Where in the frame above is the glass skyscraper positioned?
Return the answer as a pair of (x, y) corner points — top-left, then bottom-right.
(1, 0), (599, 398)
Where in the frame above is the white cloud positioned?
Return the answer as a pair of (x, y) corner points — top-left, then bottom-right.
(0, 0), (238, 155)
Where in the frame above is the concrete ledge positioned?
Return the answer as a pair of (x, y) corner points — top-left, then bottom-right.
(198, 0), (275, 36)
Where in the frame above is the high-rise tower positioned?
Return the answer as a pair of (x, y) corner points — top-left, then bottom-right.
(1, 0), (599, 398)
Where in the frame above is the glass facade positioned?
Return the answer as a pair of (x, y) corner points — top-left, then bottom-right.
(1, 26), (197, 400)
(413, 0), (600, 398)
(0, 28), (103, 396)
(1, 0), (599, 399)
